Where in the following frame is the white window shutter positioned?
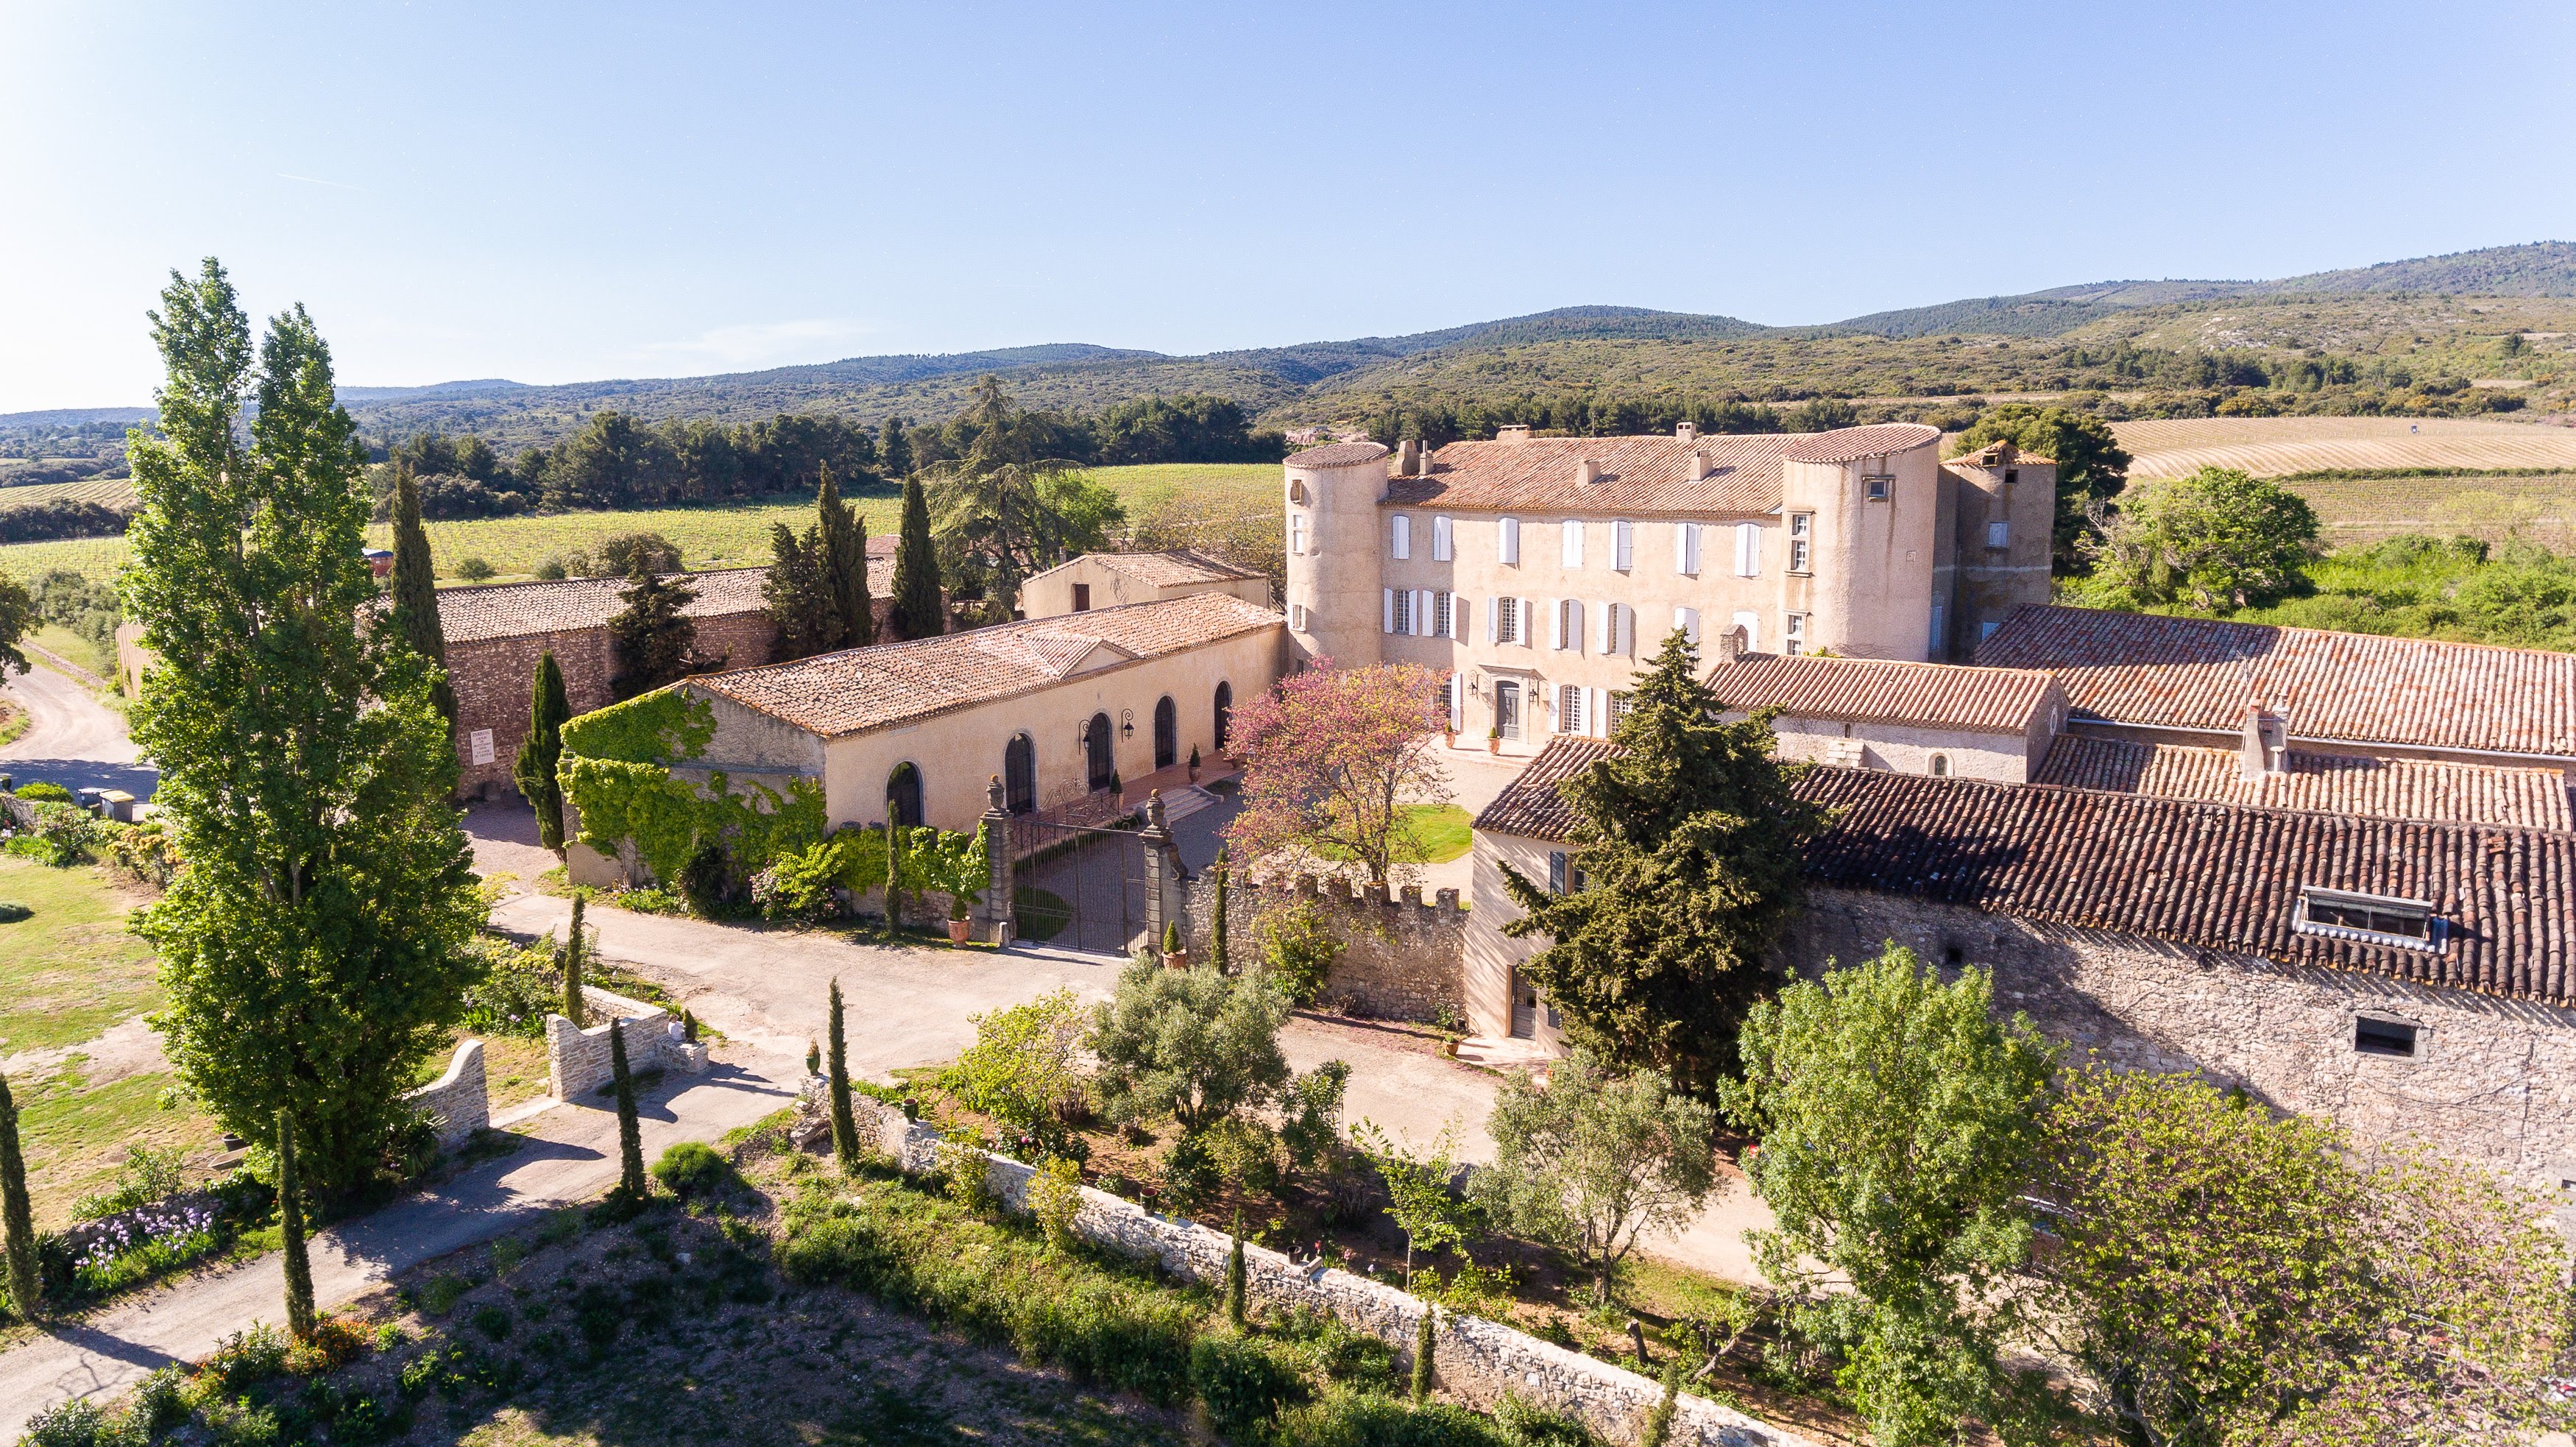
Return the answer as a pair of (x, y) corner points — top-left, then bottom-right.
(1562, 520), (1582, 568)
(1415, 590), (1431, 637)
(1522, 598), (1535, 646)
(1565, 599), (1582, 654)
(1732, 609), (1760, 652)
(1449, 673), (1464, 731)
(1499, 516), (1520, 565)
(1613, 519), (1634, 571)
(1675, 523), (1691, 574)
(1677, 606), (1699, 645)
(1433, 514), (1453, 562)
(1392, 515), (1409, 559)
(1620, 604), (1634, 655)
(1484, 596), (1496, 643)
(1383, 588), (1394, 634)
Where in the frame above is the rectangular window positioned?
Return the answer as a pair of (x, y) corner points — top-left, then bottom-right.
(1289, 514), (1309, 554)
(1556, 598), (1582, 652)
(1291, 604), (1309, 631)
(1789, 512), (1813, 573)
(1496, 595), (1520, 645)
(1547, 850), (1569, 894)
(1674, 606), (1699, 645)
(1389, 588), (1412, 635)
(1607, 690), (1632, 729)
(1785, 613), (1808, 654)
(1434, 590), (1454, 638)
(1986, 520), (2009, 549)
(1072, 582), (1091, 612)
(2296, 886), (2440, 949)
(1498, 516), (1521, 565)
(1558, 684), (1585, 735)
(1675, 522), (1702, 576)
(1561, 520), (1584, 568)
(2354, 1017), (2420, 1058)
(1733, 521), (1760, 578)
(1865, 475), (1892, 501)
(1495, 679), (1522, 740)
(1432, 514), (1454, 562)
(1613, 519), (1635, 571)
(1392, 514), (1412, 559)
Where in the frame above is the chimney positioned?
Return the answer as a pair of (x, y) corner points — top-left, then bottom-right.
(1397, 438), (1421, 476)
(1688, 450), (1710, 482)
(1575, 458), (1600, 487)
(2238, 702), (2291, 779)
(1719, 625), (1749, 665)
(1675, 420), (1697, 442)
(1496, 424), (1534, 442)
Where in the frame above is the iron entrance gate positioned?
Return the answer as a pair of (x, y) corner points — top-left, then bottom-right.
(1008, 815), (1153, 958)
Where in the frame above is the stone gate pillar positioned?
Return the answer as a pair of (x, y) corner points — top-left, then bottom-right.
(1139, 790), (1185, 961)
(976, 775), (1014, 947)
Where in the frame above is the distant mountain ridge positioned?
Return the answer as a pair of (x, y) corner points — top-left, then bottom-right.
(8, 243), (2568, 442)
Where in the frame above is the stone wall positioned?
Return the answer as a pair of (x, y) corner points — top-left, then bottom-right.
(406, 1039), (489, 1146)
(544, 986), (712, 1100)
(1786, 888), (2576, 1200)
(805, 1082), (1816, 1447)
(1181, 870), (1466, 1023)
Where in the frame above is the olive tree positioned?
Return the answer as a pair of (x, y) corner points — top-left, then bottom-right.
(1087, 960), (1289, 1132)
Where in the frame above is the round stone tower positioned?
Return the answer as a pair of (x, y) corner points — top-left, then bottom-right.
(1281, 440), (1392, 668)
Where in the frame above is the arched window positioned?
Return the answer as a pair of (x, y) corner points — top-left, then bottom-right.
(1003, 734), (1036, 815)
(886, 762), (924, 827)
(1085, 711), (1115, 792)
(1929, 754), (1950, 778)
(1213, 681), (1234, 752)
(1153, 696), (1178, 770)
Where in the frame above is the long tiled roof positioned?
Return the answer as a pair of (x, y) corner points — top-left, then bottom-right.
(1708, 653), (2061, 735)
(1381, 434), (1791, 515)
(691, 593), (1282, 737)
(1794, 766), (2576, 1008)
(1780, 422), (1943, 464)
(434, 568), (771, 645)
(1975, 604), (2576, 760)
(1083, 550), (1262, 587)
(2036, 735), (2572, 829)
(1471, 736), (1620, 839)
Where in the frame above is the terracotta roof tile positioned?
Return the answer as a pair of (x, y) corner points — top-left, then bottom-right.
(2034, 735), (2572, 829)
(1471, 735), (1621, 838)
(1083, 549), (1263, 587)
(434, 568), (771, 645)
(1793, 766), (2576, 1008)
(1780, 422), (1943, 464)
(1975, 605), (2576, 760)
(690, 593), (1282, 737)
(1287, 442), (1392, 468)
(1708, 653), (2061, 735)
(1381, 424), (1940, 516)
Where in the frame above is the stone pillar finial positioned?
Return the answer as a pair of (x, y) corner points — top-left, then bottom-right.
(1145, 789), (1167, 832)
(988, 773), (1005, 812)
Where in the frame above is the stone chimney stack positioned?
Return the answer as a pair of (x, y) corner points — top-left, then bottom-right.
(1688, 450), (1710, 481)
(1719, 624), (1750, 665)
(1575, 458), (1600, 487)
(1396, 438), (1421, 476)
(2238, 702), (2291, 779)
(1496, 424), (1533, 442)
(1676, 420), (1698, 442)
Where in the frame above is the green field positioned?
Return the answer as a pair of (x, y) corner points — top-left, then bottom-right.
(0, 475), (137, 512)
(0, 463), (1282, 585)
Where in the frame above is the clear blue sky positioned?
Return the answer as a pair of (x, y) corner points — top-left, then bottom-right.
(4, 0), (2570, 411)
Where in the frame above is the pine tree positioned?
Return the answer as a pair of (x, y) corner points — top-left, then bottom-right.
(879, 415), (912, 478)
(127, 260), (482, 1196)
(610, 1019), (646, 1200)
(1412, 1306), (1436, 1401)
(0, 1072), (38, 1321)
(512, 651), (570, 851)
(1225, 1230), (1248, 1330)
(888, 473), (944, 641)
(608, 569), (704, 699)
(827, 977), (860, 1175)
(561, 893), (587, 1026)
(387, 461), (456, 729)
(817, 464), (874, 649)
(1500, 627), (1830, 1102)
(1211, 847), (1231, 974)
(278, 1108), (316, 1338)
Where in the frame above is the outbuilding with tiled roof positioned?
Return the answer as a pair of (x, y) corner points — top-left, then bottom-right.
(1020, 549), (1273, 619)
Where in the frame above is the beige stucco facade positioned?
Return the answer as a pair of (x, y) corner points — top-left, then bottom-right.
(680, 622), (1284, 835)
(1463, 827), (1571, 1050)
(1021, 553), (1271, 619)
(1759, 712), (2056, 782)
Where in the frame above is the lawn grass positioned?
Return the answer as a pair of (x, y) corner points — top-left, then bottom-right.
(29, 621), (114, 679)
(0, 857), (159, 1055)
(17, 1066), (226, 1231)
(1398, 804), (1473, 864)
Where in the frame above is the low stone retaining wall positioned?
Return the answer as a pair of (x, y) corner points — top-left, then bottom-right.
(804, 1083), (1814, 1447)
(406, 1040), (489, 1145)
(545, 985), (712, 1100)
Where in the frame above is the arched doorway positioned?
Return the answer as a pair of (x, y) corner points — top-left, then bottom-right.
(886, 762), (924, 827)
(1085, 711), (1114, 791)
(1003, 733), (1036, 814)
(1153, 696), (1177, 770)
(1213, 681), (1233, 753)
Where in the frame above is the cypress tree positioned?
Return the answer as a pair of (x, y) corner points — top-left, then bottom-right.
(1211, 847), (1231, 974)
(761, 521), (838, 662)
(1225, 1230), (1248, 1330)
(883, 823), (905, 929)
(0, 1072), (38, 1321)
(816, 464), (874, 649)
(512, 651), (570, 851)
(278, 1108), (316, 1339)
(879, 415), (912, 478)
(1412, 1305), (1435, 1401)
(561, 893), (587, 1026)
(827, 977), (860, 1174)
(609, 1019), (646, 1200)
(888, 473), (943, 641)
(388, 461), (456, 729)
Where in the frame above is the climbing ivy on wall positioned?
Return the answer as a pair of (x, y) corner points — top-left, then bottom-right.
(558, 685), (826, 883)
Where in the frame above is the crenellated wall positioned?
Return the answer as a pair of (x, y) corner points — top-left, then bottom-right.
(1181, 870), (1466, 1023)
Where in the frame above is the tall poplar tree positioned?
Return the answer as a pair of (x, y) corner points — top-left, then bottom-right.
(512, 651), (570, 850)
(124, 260), (483, 1196)
(888, 473), (944, 640)
(0, 1071), (38, 1320)
(387, 461), (456, 729)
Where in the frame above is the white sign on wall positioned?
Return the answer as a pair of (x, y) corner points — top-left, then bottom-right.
(469, 728), (495, 766)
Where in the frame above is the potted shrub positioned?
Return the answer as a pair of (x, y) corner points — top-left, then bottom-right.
(1161, 919), (1188, 969)
(1487, 725), (1503, 755)
(917, 824), (990, 945)
(1186, 745), (1201, 784)
(1109, 768), (1125, 806)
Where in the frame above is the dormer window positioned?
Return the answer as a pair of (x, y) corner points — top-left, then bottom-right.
(2296, 886), (2441, 949)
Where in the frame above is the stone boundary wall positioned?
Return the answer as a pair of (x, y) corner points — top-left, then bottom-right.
(545, 986), (712, 1100)
(406, 1040), (489, 1145)
(1182, 871), (1467, 1024)
(805, 1083), (1814, 1447)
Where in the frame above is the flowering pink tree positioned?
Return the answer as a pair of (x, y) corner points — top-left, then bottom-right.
(1224, 659), (1453, 887)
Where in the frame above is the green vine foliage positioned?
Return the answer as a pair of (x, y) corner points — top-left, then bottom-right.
(559, 686), (717, 764)
(559, 685), (823, 883)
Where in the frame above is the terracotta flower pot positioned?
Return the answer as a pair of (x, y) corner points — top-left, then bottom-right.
(1487, 737), (1501, 754)
(947, 919), (971, 944)
(1164, 949), (1189, 970)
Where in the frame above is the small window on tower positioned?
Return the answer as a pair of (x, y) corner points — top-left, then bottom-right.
(1071, 582), (1090, 612)
(2354, 1016), (2419, 1058)
(1865, 475), (1892, 501)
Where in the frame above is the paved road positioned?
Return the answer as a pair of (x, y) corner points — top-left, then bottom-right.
(0, 657), (156, 799)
